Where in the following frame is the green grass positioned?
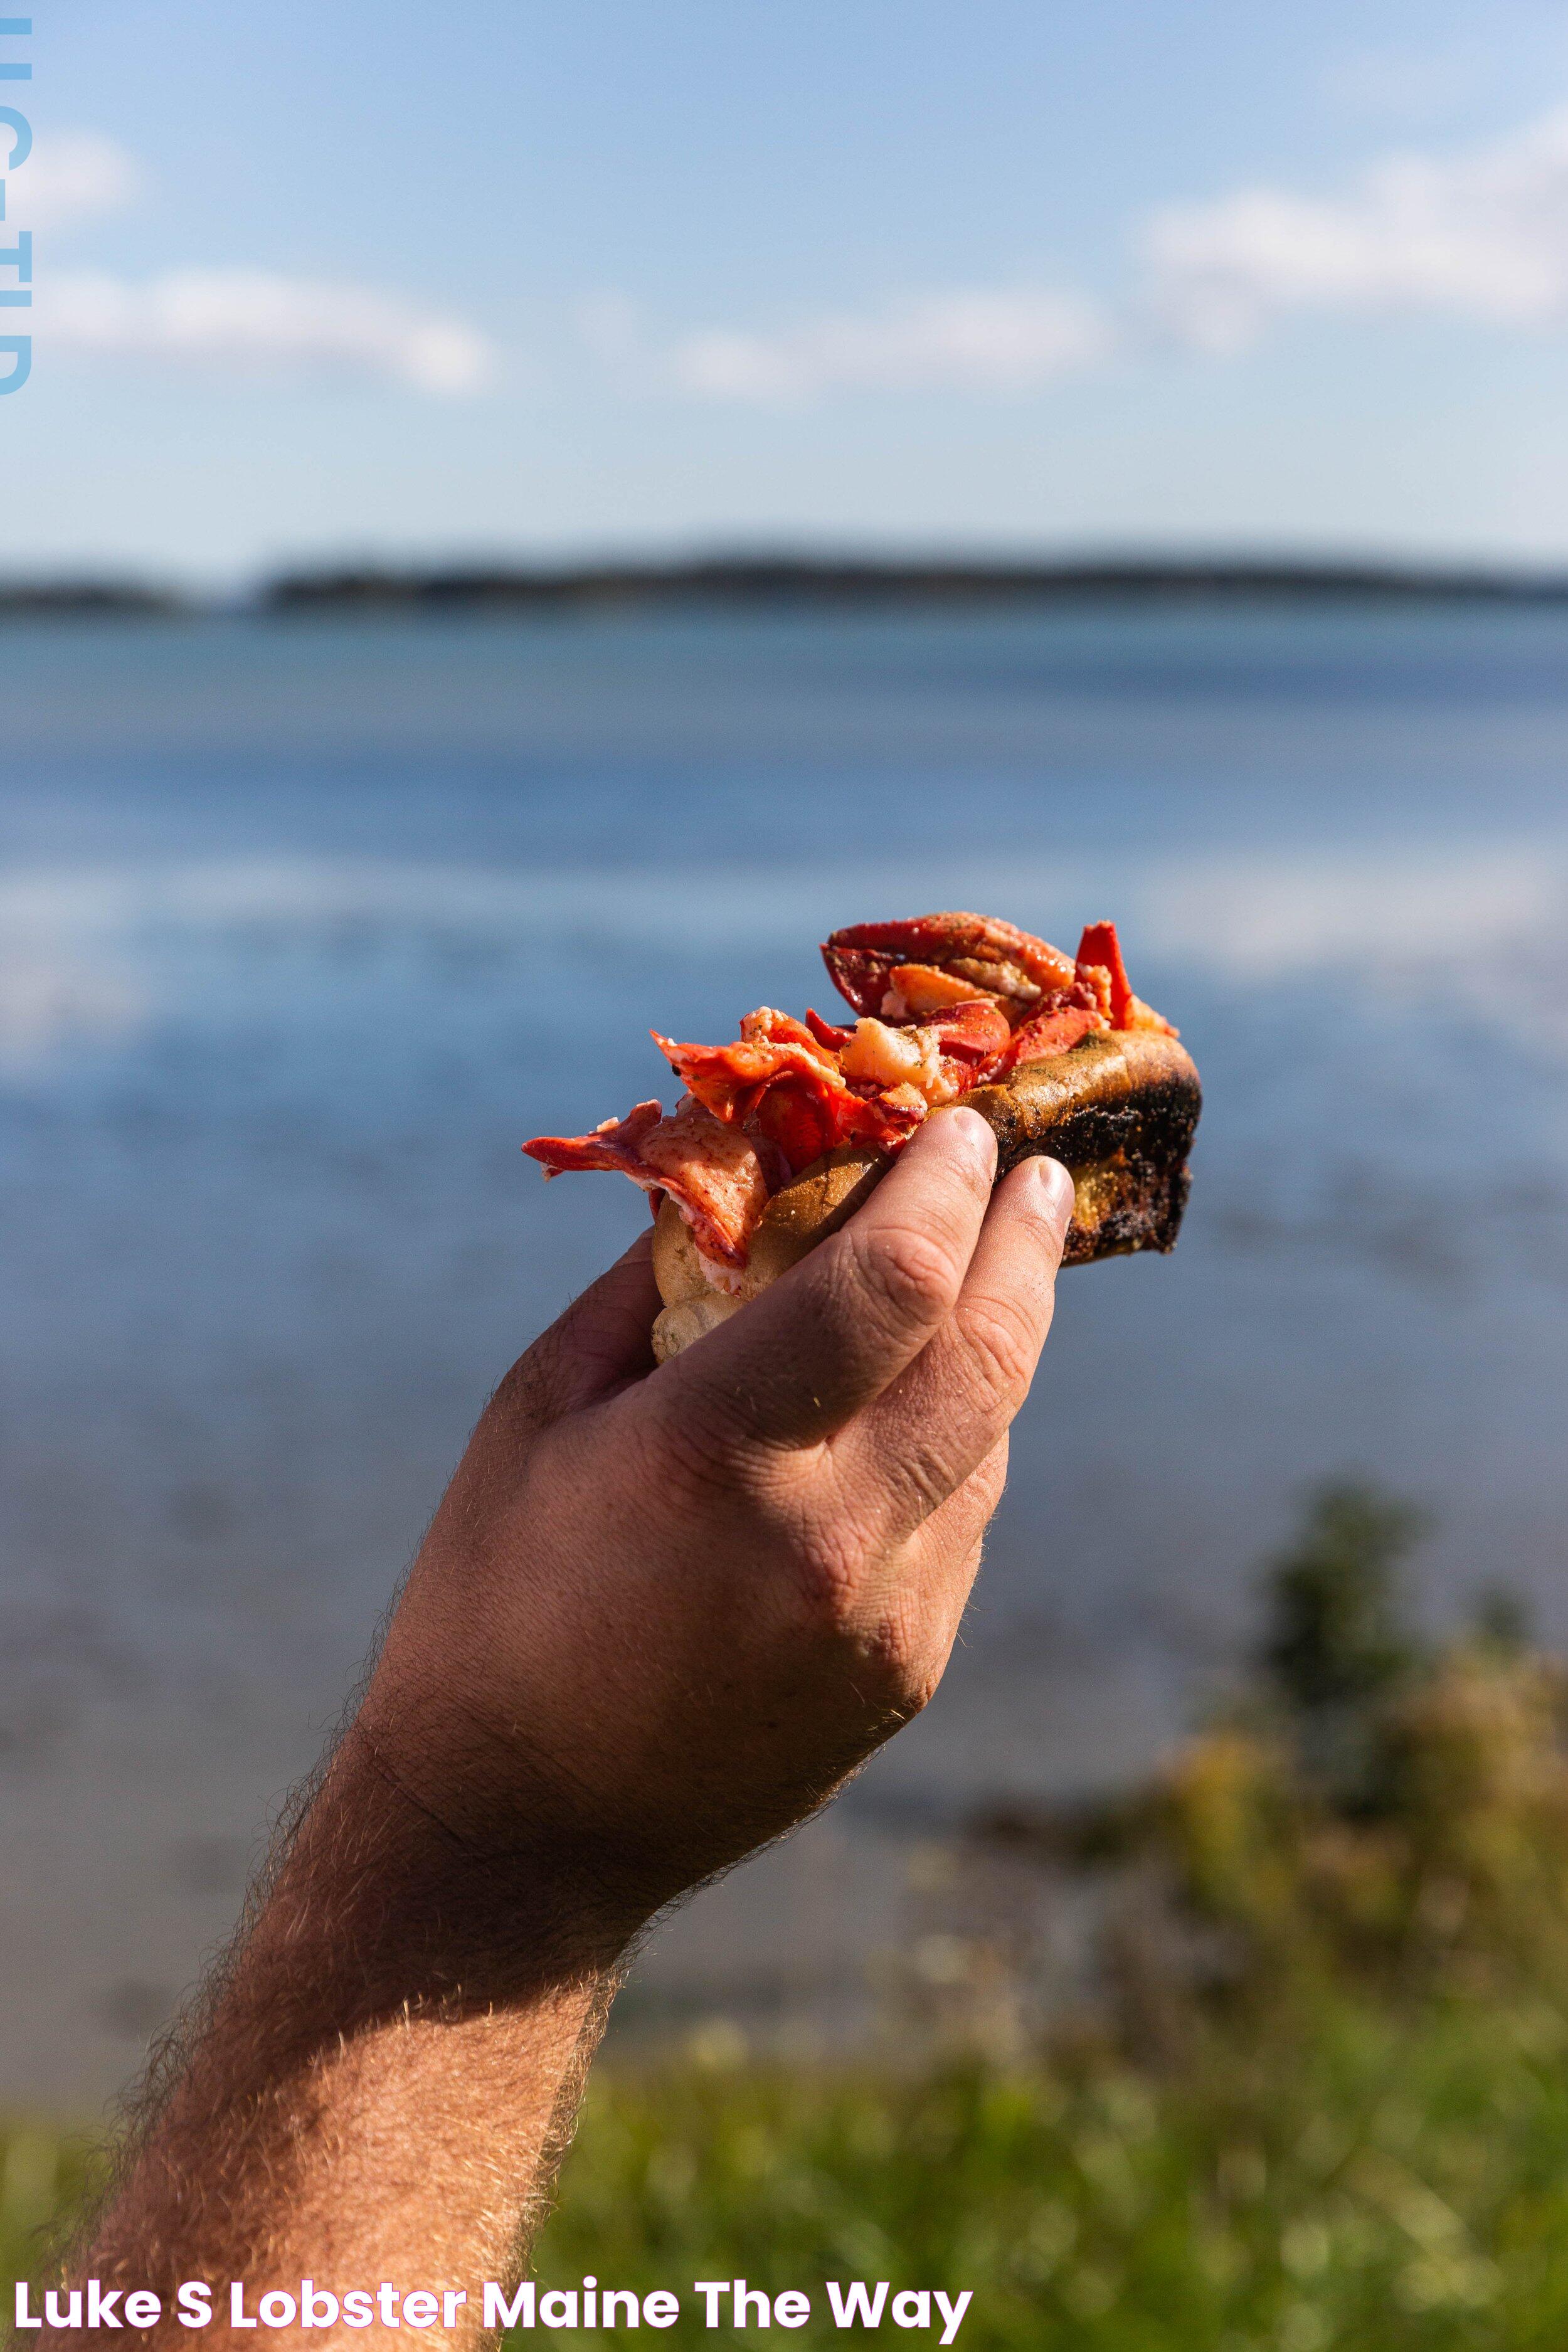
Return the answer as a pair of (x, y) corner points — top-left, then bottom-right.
(15, 2000), (1568, 2348)
(15, 1496), (1568, 2345)
(522, 1999), (1568, 2349)
(1, 2121), (102, 2304)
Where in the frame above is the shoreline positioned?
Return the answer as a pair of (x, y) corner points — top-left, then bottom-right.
(10, 552), (1568, 621)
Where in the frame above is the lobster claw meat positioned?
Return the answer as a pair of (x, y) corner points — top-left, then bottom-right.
(822, 912), (1079, 1025)
(1074, 919), (1176, 1036)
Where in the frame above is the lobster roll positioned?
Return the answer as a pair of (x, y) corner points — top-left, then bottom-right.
(524, 910), (1202, 1363)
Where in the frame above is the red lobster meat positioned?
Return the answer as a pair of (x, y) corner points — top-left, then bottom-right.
(821, 911), (1079, 1024)
(522, 1096), (783, 1270)
(523, 911), (1174, 1273)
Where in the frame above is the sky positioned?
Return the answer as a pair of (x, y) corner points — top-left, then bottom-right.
(6, 0), (1568, 582)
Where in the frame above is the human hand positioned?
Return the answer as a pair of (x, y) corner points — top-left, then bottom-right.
(58, 1115), (1073, 2312)
(358, 1110), (1074, 1958)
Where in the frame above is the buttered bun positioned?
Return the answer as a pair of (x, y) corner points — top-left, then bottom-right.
(651, 1145), (884, 1362)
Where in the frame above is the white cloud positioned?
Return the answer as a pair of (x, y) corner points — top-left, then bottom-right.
(1143, 102), (1568, 351)
(11, 130), (142, 230)
(669, 287), (1112, 403)
(4, 133), (492, 395)
(43, 267), (495, 394)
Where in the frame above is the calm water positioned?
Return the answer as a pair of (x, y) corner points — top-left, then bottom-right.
(4, 605), (1568, 2099)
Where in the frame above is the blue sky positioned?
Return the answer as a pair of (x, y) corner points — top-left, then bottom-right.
(6, 0), (1568, 581)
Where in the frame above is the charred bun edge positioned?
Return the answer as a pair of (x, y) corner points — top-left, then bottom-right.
(650, 1031), (1202, 1362)
(963, 1030), (1201, 1266)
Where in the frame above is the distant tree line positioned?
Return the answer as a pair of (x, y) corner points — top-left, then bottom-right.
(9, 553), (1568, 618)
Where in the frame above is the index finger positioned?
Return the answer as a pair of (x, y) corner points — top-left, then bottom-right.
(659, 1107), (999, 1450)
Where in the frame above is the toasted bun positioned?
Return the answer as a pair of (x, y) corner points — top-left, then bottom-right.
(650, 1031), (1201, 1360)
(963, 1029), (1200, 1265)
(650, 1146), (884, 1363)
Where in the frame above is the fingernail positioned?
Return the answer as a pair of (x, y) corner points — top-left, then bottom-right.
(1027, 1154), (1076, 1234)
(944, 1105), (997, 1167)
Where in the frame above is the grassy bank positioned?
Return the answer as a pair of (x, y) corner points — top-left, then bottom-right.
(12, 1996), (1568, 2348)
(11, 1490), (1568, 2347)
(532, 2001), (1568, 2349)
(2, 2126), (102, 2303)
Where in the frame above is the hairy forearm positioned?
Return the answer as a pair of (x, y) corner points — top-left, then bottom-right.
(54, 1730), (623, 2344)
(34, 1123), (1067, 2346)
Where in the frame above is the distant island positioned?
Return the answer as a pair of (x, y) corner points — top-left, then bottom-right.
(6, 553), (1568, 617)
(0, 579), (188, 617)
(259, 554), (1568, 612)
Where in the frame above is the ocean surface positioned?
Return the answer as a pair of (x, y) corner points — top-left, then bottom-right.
(4, 604), (1568, 2102)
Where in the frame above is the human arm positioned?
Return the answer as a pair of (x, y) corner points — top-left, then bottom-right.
(56, 1111), (1074, 2340)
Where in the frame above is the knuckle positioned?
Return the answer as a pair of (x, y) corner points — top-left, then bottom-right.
(785, 1518), (871, 1633)
(847, 1218), (958, 1330)
(894, 1443), (961, 1521)
(955, 1294), (1039, 1409)
(748, 1476), (876, 1636)
(859, 1608), (941, 1720)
